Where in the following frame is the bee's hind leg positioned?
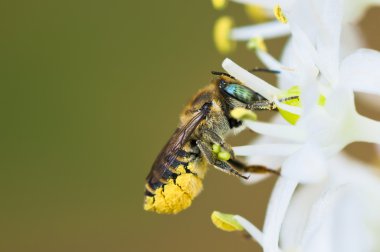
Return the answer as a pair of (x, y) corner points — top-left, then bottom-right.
(229, 159), (280, 175)
(196, 140), (247, 179)
(201, 129), (234, 158)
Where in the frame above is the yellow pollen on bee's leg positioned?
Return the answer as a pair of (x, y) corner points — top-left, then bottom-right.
(212, 144), (222, 154)
(175, 173), (203, 198)
(218, 151), (231, 161)
(143, 174), (204, 214)
(273, 4), (288, 24)
(143, 196), (155, 211)
(160, 180), (192, 214)
(175, 165), (187, 175)
(230, 107), (258, 121)
(146, 187), (171, 214)
(187, 161), (208, 179)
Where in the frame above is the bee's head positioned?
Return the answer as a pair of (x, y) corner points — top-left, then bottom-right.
(213, 72), (267, 110)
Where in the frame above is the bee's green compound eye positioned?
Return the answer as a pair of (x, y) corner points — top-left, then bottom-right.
(223, 84), (257, 104)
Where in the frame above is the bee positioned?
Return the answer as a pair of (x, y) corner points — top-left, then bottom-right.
(144, 71), (286, 214)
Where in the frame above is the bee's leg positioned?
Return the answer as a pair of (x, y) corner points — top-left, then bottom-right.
(247, 96), (299, 111)
(201, 129), (234, 158)
(246, 100), (277, 110)
(196, 140), (247, 179)
(229, 159), (280, 175)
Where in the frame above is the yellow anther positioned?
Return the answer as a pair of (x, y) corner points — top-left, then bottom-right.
(247, 37), (267, 52)
(273, 4), (288, 24)
(213, 16), (236, 54)
(211, 0), (228, 10)
(245, 5), (270, 23)
(277, 86), (301, 125)
(211, 211), (243, 232)
(318, 95), (326, 106)
(230, 107), (258, 121)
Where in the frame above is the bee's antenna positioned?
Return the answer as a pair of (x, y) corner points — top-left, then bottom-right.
(211, 71), (234, 78)
(249, 67), (280, 74)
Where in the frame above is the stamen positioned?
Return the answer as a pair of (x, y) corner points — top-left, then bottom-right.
(234, 215), (264, 246)
(211, 0), (228, 10)
(214, 16), (236, 54)
(231, 21), (290, 41)
(244, 5), (270, 23)
(211, 211), (244, 231)
(247, 37), (267, 52)
(273, 4), (288, 24)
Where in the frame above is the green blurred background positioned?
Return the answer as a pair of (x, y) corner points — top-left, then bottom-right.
(1, 1), (379, 251)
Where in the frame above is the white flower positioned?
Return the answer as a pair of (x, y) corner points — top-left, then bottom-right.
(281, 154), (380, 252)
(215, 0), (379, 47)
(211, 1), (380, 252)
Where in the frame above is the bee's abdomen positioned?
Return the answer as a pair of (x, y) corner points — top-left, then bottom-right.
(144, 152), (207, 214)
(144, 152), (192, 196)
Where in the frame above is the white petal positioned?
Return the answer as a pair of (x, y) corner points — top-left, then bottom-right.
(281, 144), (328, 184)
(244, 132), (293, 177)
(288, 0), (343, 84)
(300, 186), (345, 250)
(343, 0), (380, 23)
(256, 50), (296, 86)
(287, 24), (319, 81)
(282, 154), (380, 252)
(278, 39), (298, 90)
(340, 24), (365, 59)
(298, 79), (319, 113)
(244, 121), (305, 142)
(231, 21), (290, 41)
(263, 177), (298, 252)
(222, 58), (281, 100)
(352, 114), (380, 145)
(240, 155), (285, 185)
(280, 182), (326, 251)
(274, 98), (303, 115)
(340, 49), (380, 96)
(233, 143), (301, 157)
(313, 0), (343, 84)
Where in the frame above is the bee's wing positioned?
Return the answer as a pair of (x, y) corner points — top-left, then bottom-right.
(146, 103), (211, 186)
